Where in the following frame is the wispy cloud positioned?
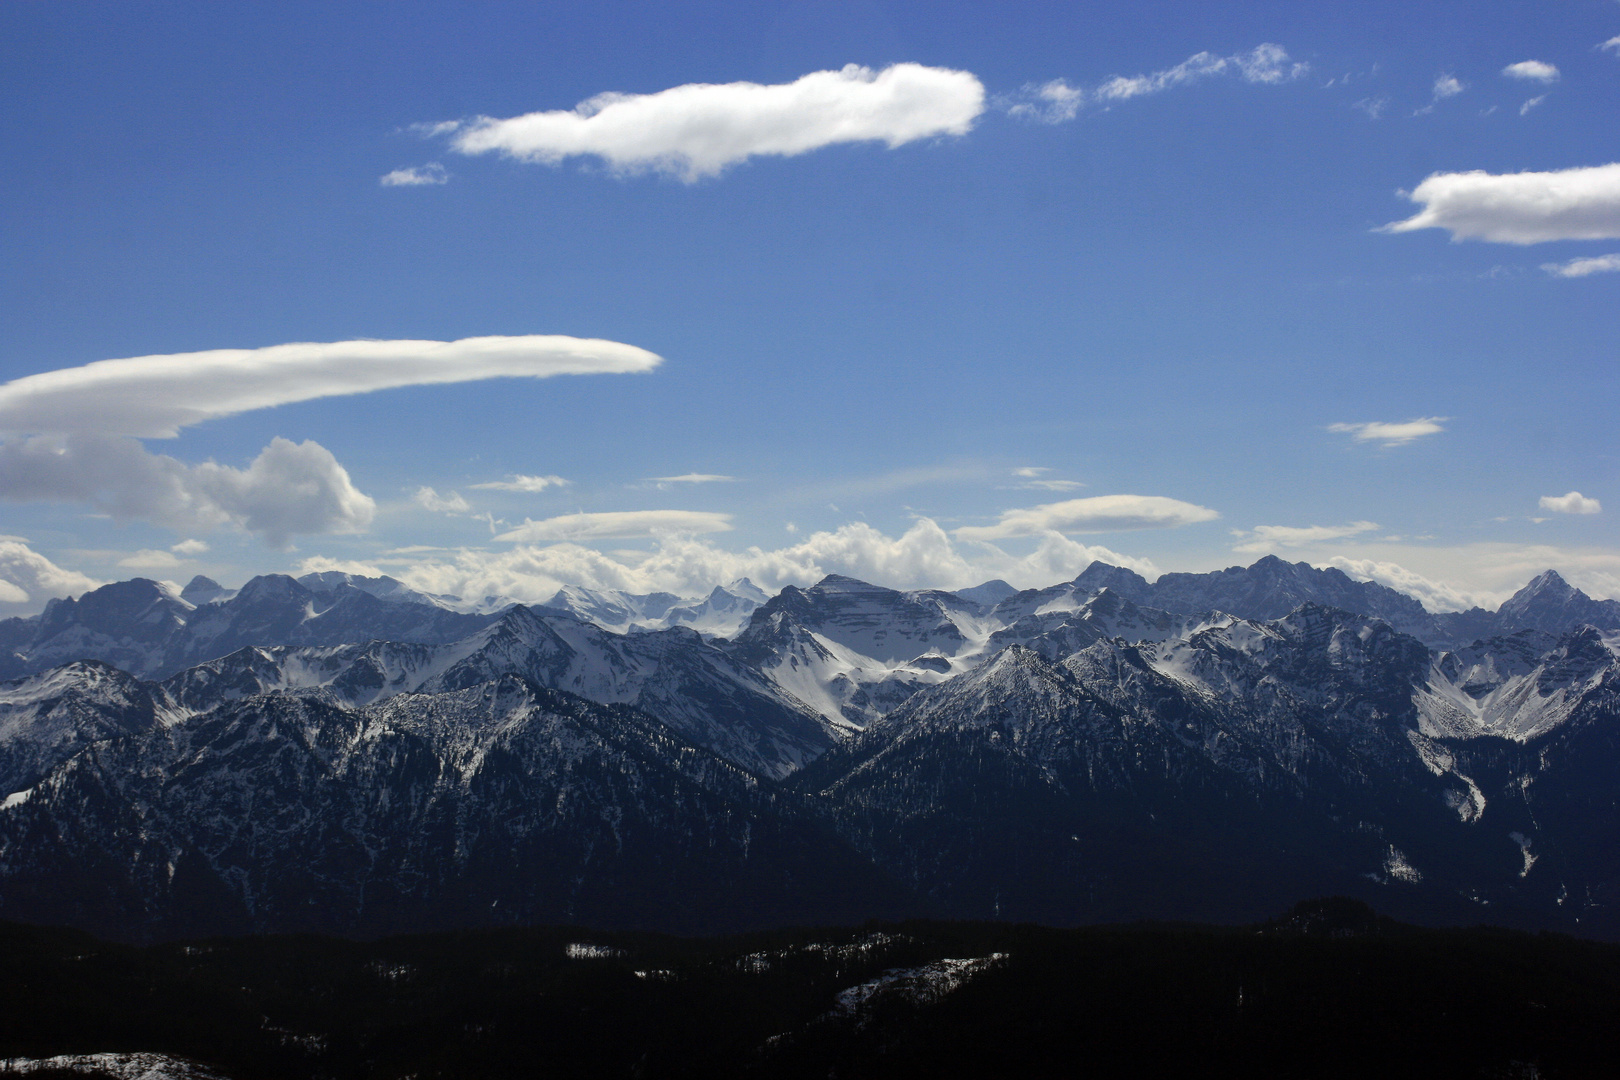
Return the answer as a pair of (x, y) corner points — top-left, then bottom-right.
(1603, 36), (1620, 56)
(1519, 94), (1548, 116)
(1002, 44), (1305, 122)
(380, 162), (448, 186)
(1232, 520), (1380, 554)
(471, 474), (570, 493)
(1502, 60), (1560, 83)
(1007, 466), (1083, 491)
(1542, 252), (1620, 277)
(648, 473), (738, 489)
(1353, 96), (1390, 120)
(494, 510), (734, 542)
(954, 494), (1219, 541)
(1413, 74), (1466, 115)
(1004, 79), (1083, 123)
(1539, 491), (1602, 515)
(1380, 163), (1620, 244)
(414, 486), (471, 514)
(434, 63), (985, 181)
(1328, 417), (1447, 447)
(117, 548), (184, 569)
(1095, 44), (1307, 103)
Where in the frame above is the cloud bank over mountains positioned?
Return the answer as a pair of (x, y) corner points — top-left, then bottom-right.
(381, 517), (1157, 603)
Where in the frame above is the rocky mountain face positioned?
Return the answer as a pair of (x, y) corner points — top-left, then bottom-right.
(0, 558), (1616, 941)
(0, 572), (501, 682)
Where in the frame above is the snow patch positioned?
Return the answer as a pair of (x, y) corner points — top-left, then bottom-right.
(831, 954), (1008, 1024)
(0, 1053), (231, 1079)
(1509, 831), (1538, 878)
(565, 942), (624, 959)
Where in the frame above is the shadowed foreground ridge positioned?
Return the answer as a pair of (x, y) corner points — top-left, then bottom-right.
(1, 900), (1617, 1079)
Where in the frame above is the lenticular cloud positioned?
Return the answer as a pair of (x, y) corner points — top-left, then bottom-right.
(442, 63), (986, 181)
(0, 334), (659, 546)
(0, 335), (662, 439)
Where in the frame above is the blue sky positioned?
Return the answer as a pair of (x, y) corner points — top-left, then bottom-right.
(1, 0), (1616, 614)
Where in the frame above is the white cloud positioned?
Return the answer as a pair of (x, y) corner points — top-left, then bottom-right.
(471, 474), (570, 493)
(1432, 74), (1466, 99)
(1353, 97), (1390, 120)
(390, 517), (1156, 601)
(494, 510), (734, 543)
(1542, 252), (1620, 277)
(1328, 417), (1447, 446)
(0, 434), (375, 547)
(1604, 36), (1620, 55)
(0, 335), (661, 439)
(1380, 163), (1620, 244)
(1095, 44), (1306, 103)
(414, 486), (471, 514)
(1520, 94), (1548, 116)
(1540, 491), (1602, 515)
(441, 63), (985, 182)
(380, 162), (448, 186)
(1232, 521), (1380, 554)
(1004, 79), (1084, 123)
(953, 494), (1219, 541)
(0, 539), (102, 614)
(1327, 557), (1481, 613)
(407, 121), (460, 138)
(1502, 60), (1560, 83)
(1006, 468), (1084, 491)
(1328, 543), (1620, 608)
(296, 555), (385, 578)
(117, 549), (183, 569)
(170, 538), (209, 556)
(649, 473), (738, 488)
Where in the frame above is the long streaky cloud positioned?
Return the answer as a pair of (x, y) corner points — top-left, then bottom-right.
(0, 335), (662, 438)
(1233, 521), (1380, 554)
(1381, 163), (1620, 244)
(1328, 417), (1447, 446)
(472, 474), (571, 493)
(1094, 43), (1307, 102)
(438, 63), (985, 181)
(954, 494), (1218, 541)
(494, 510), (734, 542)
(1542, 253), (1620, 277)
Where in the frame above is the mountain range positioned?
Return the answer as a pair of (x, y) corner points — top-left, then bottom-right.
(0, 556), (1617, 942)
